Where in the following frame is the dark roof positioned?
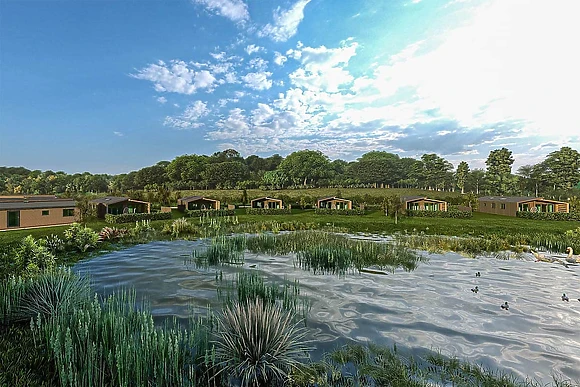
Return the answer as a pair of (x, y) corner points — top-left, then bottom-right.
(90, 196), (129, 205)
(0, 195), (60, 202)
(317, 196), (351, 202)
(402, 196), (447, 203)
(179, 196), (218, 202)
(478, 196), (539, 203)
(0, 199), (76, 211)
(251, 197), (281, 202)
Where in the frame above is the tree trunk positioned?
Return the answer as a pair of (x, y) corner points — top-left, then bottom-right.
(303, 177), (307, 186)
(461, 187), (465, 194)
(394, 211), (398, 225)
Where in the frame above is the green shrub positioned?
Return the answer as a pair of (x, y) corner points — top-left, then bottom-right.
(13, 236), (56, 276)
(314, 208), (366, 216)
(213, 299), (310, 386)
(104, 212), (172, 224)
(97, 226), (129, 242)
(516, 211), (580, 221)
(406, 209), (472, 218)
(246, 208), (292, 215)
(44, 234), (65, 255)
(63, 223), (99, 252)
(170, 218), (196, 237)
(186, 209), (235, 218)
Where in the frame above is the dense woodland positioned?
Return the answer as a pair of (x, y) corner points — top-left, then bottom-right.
(2, 147), (580, 199)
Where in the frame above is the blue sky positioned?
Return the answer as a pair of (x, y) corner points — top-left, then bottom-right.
(1, 0), (579, 174)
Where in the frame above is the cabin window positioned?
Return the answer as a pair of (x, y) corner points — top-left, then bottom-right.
(500, 204), (506, 210)
(42, 210), (50, 216)
(483, 203), (487, 207)
(7, 211), (20, 228)
(491, 203), (496, 209)
(63, 209), (75, 217)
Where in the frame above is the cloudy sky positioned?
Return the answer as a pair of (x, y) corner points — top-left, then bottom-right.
(1, 0), (579, 174)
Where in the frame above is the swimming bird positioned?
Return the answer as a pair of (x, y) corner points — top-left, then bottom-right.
(501, 302), (509, 310)
(471, 286), (479, 293)
(531, 250), (551, 262)
(562, 293), (569, 302)
(475, 272), (481, 277)
(565, 247), (579, 264)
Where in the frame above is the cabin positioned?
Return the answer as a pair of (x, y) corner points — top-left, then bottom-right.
(478, 196), (569, 217)
(250, 197), (283, 209)
(316, 196), (352, 210)
(0, 195), (78, 231)
(177, 196), (220, 211)
(90, 196), (151, 219)
(402, 196), (448, 212)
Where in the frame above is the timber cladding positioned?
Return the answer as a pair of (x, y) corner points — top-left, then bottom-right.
(0, 207), (78, 231)
(477, 196), (569, 217)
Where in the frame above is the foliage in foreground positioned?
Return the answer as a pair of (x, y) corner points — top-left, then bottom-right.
(213, 299), (311, 387)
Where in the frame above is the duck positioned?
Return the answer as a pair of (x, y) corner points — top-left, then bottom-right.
(471, 286), (479, 293)
(475, 272), (481, 277)
(501, 302), (509, 310)
(565, 247), (579, 264)
(562, 293), (569, 302)
(531, 250), (552, 262)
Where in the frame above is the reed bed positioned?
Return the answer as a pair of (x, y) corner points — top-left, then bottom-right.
(215, 271), (310, 322)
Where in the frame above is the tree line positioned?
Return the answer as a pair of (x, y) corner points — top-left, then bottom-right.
(1, 147), (579, 198)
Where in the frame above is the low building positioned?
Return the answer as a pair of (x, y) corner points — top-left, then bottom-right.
(0, 195), (77, 231)
(90, 196), (151, 219)
(250, 197), (283, 209)
(316, 196), (352, 210)
(402, 196), (448, 212)
(177, 196), (220, 211)
(478, 196), (569, 217)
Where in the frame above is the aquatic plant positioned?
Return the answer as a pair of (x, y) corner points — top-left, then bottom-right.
(193, 235), (246, 266)
(213, 299), (311, 387)
(169, 217), (196, 237)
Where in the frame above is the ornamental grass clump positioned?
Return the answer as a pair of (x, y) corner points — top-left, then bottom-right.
(213, 299), (311, 387)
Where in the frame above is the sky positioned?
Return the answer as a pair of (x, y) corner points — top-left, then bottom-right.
(1, 0), (579, 175)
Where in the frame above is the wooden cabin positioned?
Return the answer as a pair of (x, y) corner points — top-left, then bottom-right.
(0, 195), (78, 230)
(316, 196), (352, 210)
(478, 196), (569, 217)
(177, 196), (220, 211)
(89, 197), (151, 219)
(402, 196), (448, 212)
(250, 197), (283, 209)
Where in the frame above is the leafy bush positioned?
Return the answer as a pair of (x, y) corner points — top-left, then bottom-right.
(169, 218), (196, 237)
(516, 211), (580, 221)
(314, 208), (365, 216)
(63, 223), (99, 252)
(97, 226), (129, 242)
(406, 209), (472, 218)
(131, 219), (154, 235)
(104, 212), (172, 224)
(246, 208), (292, 215)
(13, 236), (56, 276)
(44, 234), (65, 255)
(213, 299), (310, 386)
(186, 209), (235, 217)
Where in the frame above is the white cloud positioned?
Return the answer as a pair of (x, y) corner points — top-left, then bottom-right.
(156, 96), (167, 104)
(248, 57), (268, 71)
(132, 60), (216, 95)
(259, 0), (311, 42)
(164, 101), (209, 130)
(207, 108), (249, 139)
(273, 51), (287, 66)
(224, 72), (238, 83)
(193, 0), (249, 23)
(241, 71), (273, 90)
(245, 44), (264, 55)
(113, 131), (124, 137)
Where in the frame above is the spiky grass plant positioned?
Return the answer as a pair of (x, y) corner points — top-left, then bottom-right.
(213, 299), (311, 387)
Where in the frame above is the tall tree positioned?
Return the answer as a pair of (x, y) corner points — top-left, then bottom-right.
(544, 147), (580, 190)
(455, 161), (470, 194)
(485, 148), (516, 195)
(420, 154), (453, 191)
(351, 152), (401, 188)
(278, 150), (330, 186)
(467, 169), (486, 194)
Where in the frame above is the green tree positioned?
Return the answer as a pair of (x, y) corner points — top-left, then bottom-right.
(485, 148), (516, 195)
(278, 150), (330, 186)
(420, 154), (453, 191)
(350, 152), (401, 188)
(544, 147), (580, 190)
(467, 169), (486, 194)
(262, 170), (289, 189)
(201, 161), (248, 189)
(455, 161), (470, 194)
(384, 195), (403, 224)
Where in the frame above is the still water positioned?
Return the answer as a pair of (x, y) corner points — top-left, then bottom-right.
(73, 239), (580, 383)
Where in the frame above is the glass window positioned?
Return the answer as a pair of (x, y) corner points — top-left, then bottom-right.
(63, 209), (75, 217)
(491, 203), (496, 209)
(42, 210), (50, 216)
(501, 204), (506, 209)
(8, 211), (20, 227)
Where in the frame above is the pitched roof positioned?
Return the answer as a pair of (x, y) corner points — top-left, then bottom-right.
(317, 196), (351, 202)
(250, 197), (282, 202)
(179, 196), (218, 202)
(402, 196), (447, 204)
(0, 199), (76, 211)
(90, 196), (128, 205)
(478, 196), (538, 203)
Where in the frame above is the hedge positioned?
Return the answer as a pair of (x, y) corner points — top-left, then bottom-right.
(314, 208), (366, 216)
(516, 211), (580, 221)
(105, 212), (172, 224)
(406, 209), (473, 219)
(185, 209), (235, 218)
(245, 208), (292, 215)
